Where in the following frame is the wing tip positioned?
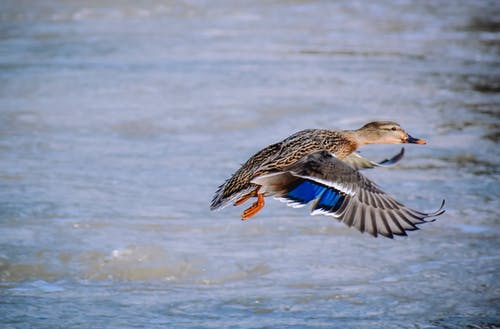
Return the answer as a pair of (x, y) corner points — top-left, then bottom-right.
(421, 199), (446, 220)
(377, 147), (405, 167)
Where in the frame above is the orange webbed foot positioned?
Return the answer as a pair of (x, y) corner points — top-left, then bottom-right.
(241, 193), (265, 220)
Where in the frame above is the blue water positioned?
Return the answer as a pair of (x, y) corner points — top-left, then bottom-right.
(1, 1), (499, 328)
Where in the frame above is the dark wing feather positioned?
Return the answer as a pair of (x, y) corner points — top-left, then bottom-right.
(343, 148), (405, 170)
(252, 150), (444, 238)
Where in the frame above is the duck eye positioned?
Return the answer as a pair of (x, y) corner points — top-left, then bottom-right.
(391, 127), (397, 131)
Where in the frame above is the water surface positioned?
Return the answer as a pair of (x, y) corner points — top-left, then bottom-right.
(0, 1), (499, 328)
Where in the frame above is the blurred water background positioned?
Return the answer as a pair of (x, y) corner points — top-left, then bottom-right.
(0, 1), (499, 328)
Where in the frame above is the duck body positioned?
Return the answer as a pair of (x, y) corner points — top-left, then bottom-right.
(211, 128), (357, 210)
(210, 121), (444, 238)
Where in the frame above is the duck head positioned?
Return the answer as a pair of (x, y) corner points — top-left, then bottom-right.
(355, 121), (426, 145)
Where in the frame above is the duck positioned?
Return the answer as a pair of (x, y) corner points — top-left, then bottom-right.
(210, 121), (445, 238)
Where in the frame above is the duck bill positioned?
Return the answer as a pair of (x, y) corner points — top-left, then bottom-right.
(405, 134), (426, 144)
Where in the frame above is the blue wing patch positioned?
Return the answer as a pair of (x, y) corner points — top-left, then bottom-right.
(314, 189), (345, 212)
(286, 180), (346, 213)
(287, 180), (326, 204)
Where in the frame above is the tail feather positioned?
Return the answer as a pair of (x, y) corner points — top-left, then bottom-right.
(210, 181), (254, 211)
(210, 182), (227, 210)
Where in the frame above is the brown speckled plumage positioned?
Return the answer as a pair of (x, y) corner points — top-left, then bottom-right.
(211, 128), (358, 210)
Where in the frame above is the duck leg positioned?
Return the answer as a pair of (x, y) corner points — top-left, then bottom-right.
(241, 193), (265, 220)
(233, 191), (255, 206)
(234, 186), (261, 206)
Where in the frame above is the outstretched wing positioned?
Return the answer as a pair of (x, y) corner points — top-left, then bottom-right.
(343, 148), (405, 170)
(251, 150), (445, 238)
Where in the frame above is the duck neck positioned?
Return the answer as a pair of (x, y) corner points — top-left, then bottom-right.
(342, 130), (369, 147)
(325, 130), (360, 159)
(344, 128), (380, 146)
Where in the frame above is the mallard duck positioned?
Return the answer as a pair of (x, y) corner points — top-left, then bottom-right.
(210, 121), (445, 238)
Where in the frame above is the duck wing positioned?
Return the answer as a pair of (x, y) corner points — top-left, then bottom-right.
(343, 148), (405, 170)
(251, 150), (444, 238)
